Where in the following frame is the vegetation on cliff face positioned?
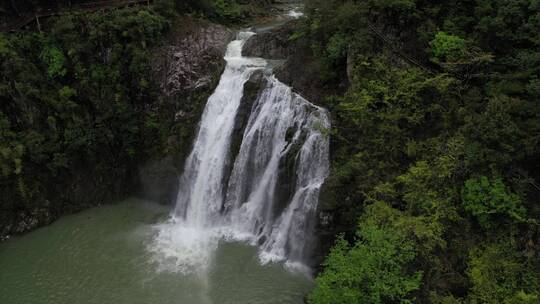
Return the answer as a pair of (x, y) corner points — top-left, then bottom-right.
(173, 0), (270, 23)
(1, 0), (269, 25)
(301, 0), (540, 303)
(0, 7), (170, 237)
(0, 0), (268, 238)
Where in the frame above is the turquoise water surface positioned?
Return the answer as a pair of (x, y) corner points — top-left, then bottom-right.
(0, 199), (312, 304)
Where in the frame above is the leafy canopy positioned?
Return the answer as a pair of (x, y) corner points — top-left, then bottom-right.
(309, 202), (422, 304)
(461, 176), (526, 229)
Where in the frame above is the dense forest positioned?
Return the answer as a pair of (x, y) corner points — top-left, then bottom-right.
(300, 0), (540, 303)
(1, 0), (165, 237)
(1, 0), (539, 303)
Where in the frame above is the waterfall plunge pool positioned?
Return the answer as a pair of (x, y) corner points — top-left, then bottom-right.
(0, 199), (313, 304)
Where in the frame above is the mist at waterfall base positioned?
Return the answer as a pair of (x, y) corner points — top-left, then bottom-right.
(148, 32), (330, 276)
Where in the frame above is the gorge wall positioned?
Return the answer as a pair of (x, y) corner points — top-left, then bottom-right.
(0, 14), (234, 241)
(139, 17), (233, 206)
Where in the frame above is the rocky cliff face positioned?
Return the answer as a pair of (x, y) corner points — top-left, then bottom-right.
(243, 20), (342, 105)
(138, 18), (234, 206)
(243, 24), (294, 59)
(152, 18), (233, 100)
(0, 163), (137, 242)
(1, 18), (235, 241)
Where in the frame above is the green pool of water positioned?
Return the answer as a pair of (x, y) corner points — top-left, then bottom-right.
(0, 199), (313, 304)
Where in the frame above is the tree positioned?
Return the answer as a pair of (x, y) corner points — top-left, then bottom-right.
(467, 241), (540, 304)
(461, 176), (526, 229)
(309, 202), (422, 304)
(430, 31), (493, 79)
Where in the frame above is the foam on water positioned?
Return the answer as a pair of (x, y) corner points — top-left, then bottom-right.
(149, 219), (219, 274)
(287, 8), (304, 19)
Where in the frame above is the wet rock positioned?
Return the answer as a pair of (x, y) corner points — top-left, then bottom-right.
(234, 70), (266, 140)
(258, 235), (267, 246)
(222, 70), (267, 205)
(243, 23), (295, 59)
(273, 129), (304, 218)
(151, 17), (234, 100)
(243, 20), (342, 105)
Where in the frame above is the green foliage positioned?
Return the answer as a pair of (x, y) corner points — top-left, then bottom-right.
(461, 176), (526, 229)
(468, 240), (540, 304)
(326, 33), (348, 62)
(309, 202), (422, 304)
(304, 0), (540, 302)
(161, 0), (265, 24)
(312, 120), (330, 139)
(368, 0), (416, 12)
(40, 44), (67, 78)
(0, 6), (169, 233)
(430, 32), (467, 63)
(211, 0), (242, 21)
(154, 0), (178, 18)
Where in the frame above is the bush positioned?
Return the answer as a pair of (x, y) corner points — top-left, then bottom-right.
(430, 31), (467, 63)
(461, 176), (526, 229)
(309, 202), (422, 304)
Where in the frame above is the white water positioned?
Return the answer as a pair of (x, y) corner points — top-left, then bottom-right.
(287, 8), (304, 19)
(150, 30), (329, 275)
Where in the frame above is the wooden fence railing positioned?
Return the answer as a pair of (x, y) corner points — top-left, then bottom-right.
(1, 0), (153, 32)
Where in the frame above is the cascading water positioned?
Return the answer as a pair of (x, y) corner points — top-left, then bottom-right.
(150, 29), (330, 275)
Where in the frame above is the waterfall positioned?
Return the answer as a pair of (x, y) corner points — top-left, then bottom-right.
(150, 31), (330, 275)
